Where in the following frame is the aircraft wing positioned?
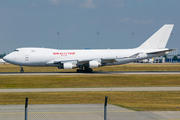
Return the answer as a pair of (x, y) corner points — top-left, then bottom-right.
(52, 58), (118, 64)
(101, 58), (119, 63)
(46, 57), (120, 67)
(46, 49), (174, 68)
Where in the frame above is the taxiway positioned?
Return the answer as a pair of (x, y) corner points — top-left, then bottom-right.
(1, 87), (180, 93)
(0, 104), (179, 120)
(0, 71), (180, 76)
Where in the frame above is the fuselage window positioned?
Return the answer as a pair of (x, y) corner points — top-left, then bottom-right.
(31, 50), (35, 52)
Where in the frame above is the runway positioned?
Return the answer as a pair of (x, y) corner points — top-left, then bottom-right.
(0, 104), (179, 120)
(0, 71), (180, 76)
(1, 87), (180, 92)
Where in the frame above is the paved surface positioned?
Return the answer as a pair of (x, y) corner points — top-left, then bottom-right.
(1, 87), (180, 93)
(0, 104), (179, 120)
(0, 71), (180, 76)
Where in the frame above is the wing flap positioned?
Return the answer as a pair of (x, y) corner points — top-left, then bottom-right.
(101, 58), (118, 63)
(46, 57), (120, 67)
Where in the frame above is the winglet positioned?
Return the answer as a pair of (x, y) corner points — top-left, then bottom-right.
(138, 24), (174, 49)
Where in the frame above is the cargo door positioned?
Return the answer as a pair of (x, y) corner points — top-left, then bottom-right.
(25, 55), (29, 61)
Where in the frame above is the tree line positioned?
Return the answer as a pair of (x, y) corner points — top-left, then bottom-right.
(0, 53), (6, 58)
(164, 55), (178, 61)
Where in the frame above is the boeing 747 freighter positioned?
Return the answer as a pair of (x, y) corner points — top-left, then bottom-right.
(3, 24), (174, 73)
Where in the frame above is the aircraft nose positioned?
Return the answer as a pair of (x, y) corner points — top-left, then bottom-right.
(3, 54), (15, 63)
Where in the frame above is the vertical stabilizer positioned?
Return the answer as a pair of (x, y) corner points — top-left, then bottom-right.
(138, 24), (174, 49)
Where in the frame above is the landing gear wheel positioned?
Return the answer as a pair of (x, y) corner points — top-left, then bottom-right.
(88, 68), (93, 73)
(84, 68), (93, 73)
(20, 67), (24, 73)
(20, 70), (24, 73)
(85, 68), (93, 73)
(76, 69), (83, 73)
(76, 68), (93, 73)
(77, 69), (80, 73)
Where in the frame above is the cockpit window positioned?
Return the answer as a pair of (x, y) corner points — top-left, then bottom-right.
(14, 50), (19, 52)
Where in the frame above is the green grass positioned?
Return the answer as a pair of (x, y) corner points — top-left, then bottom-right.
(0, 75), (180, 88)
(1, 64), (180, 111)
(0, 91), (180, 111)
(1, 63), (180, 72)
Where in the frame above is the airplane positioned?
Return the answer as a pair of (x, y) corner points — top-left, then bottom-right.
(0, 59), (6, 64)
(3, 24), (174, 73)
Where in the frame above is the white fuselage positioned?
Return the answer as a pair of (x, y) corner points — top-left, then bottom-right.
(3, 47), (168, 67)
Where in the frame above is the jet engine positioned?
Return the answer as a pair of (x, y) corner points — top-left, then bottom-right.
(89, 60), (101, 68)
(63, 62), (74, 70)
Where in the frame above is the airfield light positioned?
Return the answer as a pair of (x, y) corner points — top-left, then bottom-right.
(97, 32), (100, 49)
(132, 32), (134, 48)
(57, 32), (60, 49)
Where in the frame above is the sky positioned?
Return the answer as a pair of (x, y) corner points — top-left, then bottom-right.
(0, 0), (180, 54)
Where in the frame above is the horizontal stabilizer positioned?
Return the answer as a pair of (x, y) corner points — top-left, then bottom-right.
(147, 49), (175, 54)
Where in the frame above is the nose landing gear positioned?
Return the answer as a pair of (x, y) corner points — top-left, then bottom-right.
(20, 66), (24, 73)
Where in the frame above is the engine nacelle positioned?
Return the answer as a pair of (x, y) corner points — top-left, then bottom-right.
(137, 52), (147, 58)
(63, 62), (74, 70)
(89, 60), (100, 68)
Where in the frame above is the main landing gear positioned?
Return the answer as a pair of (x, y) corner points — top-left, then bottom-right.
(76, 68), (93, 73)
(20, 66), (24, 73)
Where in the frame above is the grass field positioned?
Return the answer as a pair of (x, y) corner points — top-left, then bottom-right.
(1, 63), (180, 72)
(0, 91), (180, 111)
(0, 75), (180, 88)
(1, 63), (180, 111)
